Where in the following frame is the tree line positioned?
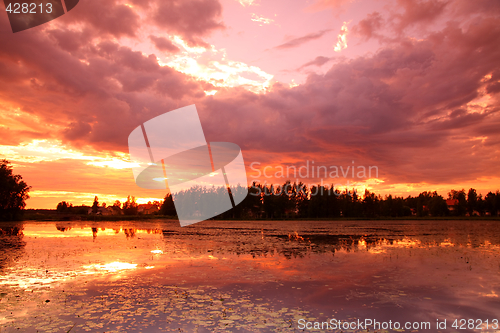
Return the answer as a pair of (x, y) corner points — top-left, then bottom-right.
(57, 195), (162, 216)
(159, 182), (500, 219)
(2, 158), (499, 220)
(53, 182), (500, 219)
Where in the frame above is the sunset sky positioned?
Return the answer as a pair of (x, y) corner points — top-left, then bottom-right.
(0, 0), (499, 209)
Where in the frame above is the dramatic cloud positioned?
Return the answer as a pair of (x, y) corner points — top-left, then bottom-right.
(198, 13), (500, 188)
(392, 0), (448, 33)
(149, 35), (181, 53)
(64, 0), (141, 38)
(352, 12), (383, 41)
(152, 0), (224, 47)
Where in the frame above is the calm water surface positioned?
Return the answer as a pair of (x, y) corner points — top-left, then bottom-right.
(0, 220), (499, 332)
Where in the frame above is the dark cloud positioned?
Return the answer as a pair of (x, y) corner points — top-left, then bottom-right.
(393, 0), (449, 33)
(152, 0), (224, 47)
(62, 121), (92, 141)
(487, 82), (500, 94)
(65, 0), (141, 38)
(429, 112), (487, 131)
(56, 0), (225, 46)
(450, 0), (500, 17)
(352, 12), (383, 41)
(47, 28), (94, 53)
(298, 56), (333, 70)
(273, 30), (332, 50)
(149, 35), (181, 53)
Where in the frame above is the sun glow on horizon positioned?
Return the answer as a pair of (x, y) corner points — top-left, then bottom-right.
(0, 139), (137, 167)
(26, 191), (164, 209)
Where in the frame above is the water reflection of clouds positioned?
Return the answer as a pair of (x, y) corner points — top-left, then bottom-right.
(358, 237), (463, 254)
(0, 225), (25, 271)
(3, 222), (500, 283)
(24, 225), (164, 238)
(1, 221), (500, 332)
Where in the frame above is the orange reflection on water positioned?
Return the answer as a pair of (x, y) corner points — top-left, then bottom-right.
(439, 238), (454, 247)
(83, 262), (138, 272)
(358, 239), (367, 249)
(2, 221), (500, 296)
(1, 220), (500, 333)
(0, 224), (171, 290)
(363, 237), (423, 253)
(289, 231), (305, 241)
(351, 237), (492, 255)
(479, 290), (498, 298)
(23, 225), (163, 238)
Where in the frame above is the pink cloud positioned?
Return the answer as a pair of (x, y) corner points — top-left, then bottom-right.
(152, 0), (224, 47)
(149, 35), (181, 53)
(392, 0), (449, 33)
(65, 0), (141, 37)
(351, 12), (383, 41)
(298, 56), (334, 70)
(306, 0), (353, 13)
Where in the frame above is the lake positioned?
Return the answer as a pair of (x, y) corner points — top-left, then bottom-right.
(0, 220), (499, 332)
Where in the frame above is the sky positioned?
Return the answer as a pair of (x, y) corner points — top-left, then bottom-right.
(0, 0), (499, 209)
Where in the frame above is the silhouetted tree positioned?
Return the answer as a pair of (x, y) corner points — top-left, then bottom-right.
(122, 195), (138, 215)
(56, 201), (72, 212)
(428, 192), (448, 216)
(238, 182), (264, 218)
(363, 190), (380, 217)
(467, 188), (478, 216)
(338, 189), (361, 217)
(295, 182), (309, 218)
(160, 193), (177, 216)
(0, 160), (31, 220)
(493, 191), (500, 216)
(91, 196), (99, 214)
(308, 185), (332, 218)
(484, 191), (499, 216)
(448, 189), (467, 216)
(263, 184), (278, 218)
